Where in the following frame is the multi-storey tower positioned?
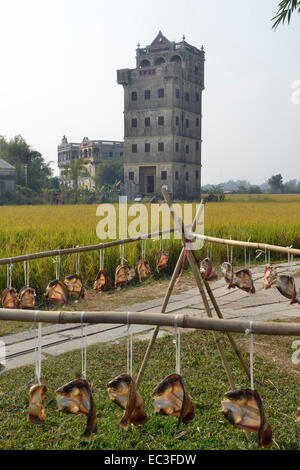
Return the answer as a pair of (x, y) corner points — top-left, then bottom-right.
(117, 31), (205, 200)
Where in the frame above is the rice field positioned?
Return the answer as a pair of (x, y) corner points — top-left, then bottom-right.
(0, 194), (299, 295)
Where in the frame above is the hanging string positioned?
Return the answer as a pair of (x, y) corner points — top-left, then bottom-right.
(230, 237), (233, 266)
(99, 246), (104, 271)
(227, 244), (230, 264)
(7, 262), (13, 288)
(244, 247), (247, 268)
(30, 311), (42, 386)
(142, 239), (146, 259)
(23, 259), (30, 287)
(126, 312), (133, 377)
(245, 320), (254, 391)
(52, 253), (61, 280)
(76, 248), (80, 275)
(120, 241), (125, 265)
(287, 246), (293, 276)
(174, 314), (181, 375)
(80, 312), (87, 380)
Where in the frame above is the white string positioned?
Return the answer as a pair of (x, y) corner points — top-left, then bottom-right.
(120, 242), (125, 265)
(76, 248), (80, 275)
(7, 263), (13, 288)
(174, 314), (181, 375)
(244, 247), (247, 268)
(287, 246), (293, 276)
(126, 312), (133, 377)
(80, 312), (87, 380)
(99, 246), (104, 271)
(227, 244), (229, 264)
(32, 311), (42, 385)
(245, 320), (254, 391)
(52, 254), (61, 280)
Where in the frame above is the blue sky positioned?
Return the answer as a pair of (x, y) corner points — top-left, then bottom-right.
(0, 0), (299, 184)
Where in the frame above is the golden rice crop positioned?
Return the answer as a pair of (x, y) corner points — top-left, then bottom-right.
(0, 195), (299, 295)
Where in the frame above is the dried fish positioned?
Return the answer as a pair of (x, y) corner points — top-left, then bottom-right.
(221, 388), (272, 448)
(107, 374), (147, 429)
(153, 374), (195, 426)
(115, 263), (136, 289)
(200, 258), (218, 282)
(276, 275), (298, 304)
(19, 287), (36, 309)
(137, 259), (151, 282)
(233, 269), (256, 294)
(156, 250), (169, 273)
(28, 379), (47, 425)
(94, 270), (107, 292)
(64, 274), (85, 299)
(221, 262), (234, 288)
(56, 379), (97, 440)
(44, 280), (68, 305)
(1, 287), (19, 309)
(263, 264), (278, 290)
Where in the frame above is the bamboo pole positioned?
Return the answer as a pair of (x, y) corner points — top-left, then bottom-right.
(0, 228), (176, 266)
(187, 232), (300, 257)
(135, 201), (205, 387)
(0, 308), (300, 335)
(161, 189), (237, 391)
(202, 275), (251, 381)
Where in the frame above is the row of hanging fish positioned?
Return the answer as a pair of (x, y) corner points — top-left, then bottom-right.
(27, 370), (300, 448)
(199, 257), (300, 304)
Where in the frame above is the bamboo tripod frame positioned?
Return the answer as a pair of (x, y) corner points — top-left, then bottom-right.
(136, 190), (251, 394)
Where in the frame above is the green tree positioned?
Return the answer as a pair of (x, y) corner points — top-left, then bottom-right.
(61, 158), (89, 203)
(0, 135), (52, 192)
(94, 159), (124, 187)
(268, 174), (283, 193)
(272, 0), (300, 29)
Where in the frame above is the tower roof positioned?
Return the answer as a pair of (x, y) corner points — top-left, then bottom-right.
(150, 31), (171, 49)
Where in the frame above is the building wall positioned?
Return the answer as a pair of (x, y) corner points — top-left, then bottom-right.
(118, 32), (205, 200)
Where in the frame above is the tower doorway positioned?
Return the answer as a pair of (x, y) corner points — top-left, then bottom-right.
(139, 166), (156, 195)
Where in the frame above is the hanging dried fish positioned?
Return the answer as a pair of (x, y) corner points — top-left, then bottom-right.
(276, 275), (299, 304)
(200, 258), (218, 282)
(56, 379), (97, 440)
(19, 287), (36, 309)
(28, 379), (47, 425)
(153, 374), (195, 426)
(233, 269), (256, 294)
(221, 388), (272, 448)
(107, 374), (148, 429)
(44, 280), (68, 305)
(64, 274), (85, 299)
(115, 263), (136, 289)
(156, 250), (169, 272)
(263, 264), (278, 289)
(221, 262), (234, 288)
(137, 259), (151, 282)
(296, 407), (300, 423)
(1, 287), (19, 309)
(94, 270), (107, 292)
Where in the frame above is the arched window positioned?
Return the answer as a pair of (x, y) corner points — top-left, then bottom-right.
(140, 59), (151, 68)
(170, 55), (182, 65)
(84, 149), (88, 159)
(154, 57), (166, 66)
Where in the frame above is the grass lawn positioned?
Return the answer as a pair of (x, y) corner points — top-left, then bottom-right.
(0, 329), (299, 450)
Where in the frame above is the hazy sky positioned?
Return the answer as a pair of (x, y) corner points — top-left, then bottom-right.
(0, 0), (299, 184)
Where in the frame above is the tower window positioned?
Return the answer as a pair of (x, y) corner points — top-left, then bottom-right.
(195, 66), (199, 75)
(145, 143), (150, 152)
(175, 171), (179, 180)
(158, 116), (164, 126)
(175, 143), (179, 152)
(109, 152), (113, 157)
(132, 144), (137, 153)
(131, 91), (137, 101)
(161, 171), (167, 180)
(145, 117), (150, 127)
(158, 88), (164, 98)
(196, 170), (199, 179)
(196, 93), (200, 102)
(196, 118), (199, 127)
(186, 144), (189, 154)
(131, 118), (137, 128)
(145, 90), (151, 100)
(158, 142), (164, 152)
(186, 119), (189, 129)
(196, 142), (200, 151)
(129, 172), (134, 181)
(176, 88), (180, 98)
(186, 172), (189, 181)
(176, 116), (179, 126)
(185, 92), (190, 102)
